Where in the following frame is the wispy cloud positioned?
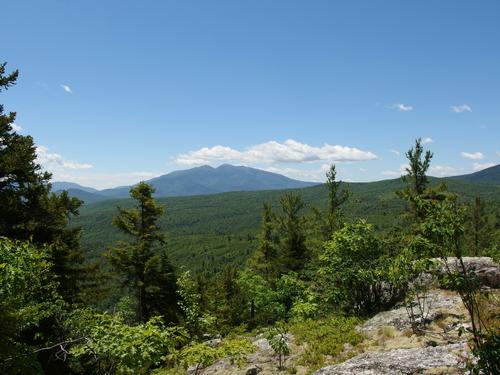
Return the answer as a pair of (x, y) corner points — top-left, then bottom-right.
(389, 149), (400, 156)
(422, 137), (433, 144)
(461, 151), (484, 161)
(381, 164), (408, 177)
(472, 162), (495, 171)
(175, 139), (377, 166)
(11, 123), (22, 132)
(36, 146), (92, 170)
(388, 103), (413, 112)
(496, 151), (500, 157)
(61, 84), (73, 93)
(451, 104), (471, 113)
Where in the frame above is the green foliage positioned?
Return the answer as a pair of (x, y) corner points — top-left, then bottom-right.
(0, 237), (64, 373)
(177, 271), (215, 337)
(266, 324), (290, 370)
(236, 269), (281, 326)
(168, 337), (255, 373)
(247, 202), (279, 281)
(277, 193), (309, 273)
(317, 221), (405, 315)
(107, 182), (178, 323)
(468, 333), (500, 375)
(67, 310), (187, 375)
(290, 316), (363, 371)
(465, 197), (494, 256)
(316, 164), (350, 240)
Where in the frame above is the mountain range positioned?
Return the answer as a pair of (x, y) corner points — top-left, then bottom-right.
(53, 164), (319, 203)
(54, 163), (500, 204)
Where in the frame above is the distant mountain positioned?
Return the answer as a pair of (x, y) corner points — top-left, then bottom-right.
(449, 164), (500, 184)
(61, 189), (108, 204)
(54, 164), (319, 203)
(52, 181), (99, 193)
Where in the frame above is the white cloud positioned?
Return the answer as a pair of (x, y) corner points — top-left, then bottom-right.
(496, 151), (500, 157)
(472, 162), (495, 171)
(359, 167), (367, 172)
(11, 123), (22, 132)
(422, 137), (433, 144)
(451, 104), (472, 113)
(388, 103), (413, 112)
(429, 165), (461, 177)
(461, 151), (484, 161)
(36, 146), (92, 170)
(389, 149), (400, 156)
(175, 139), (377, 166)
(61, 84), (73, 93)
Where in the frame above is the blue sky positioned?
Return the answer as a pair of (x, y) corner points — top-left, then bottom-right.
(2, 0), (499, 188)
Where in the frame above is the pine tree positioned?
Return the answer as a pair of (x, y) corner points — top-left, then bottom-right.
(397, 138), (449, 224)
(107, 182), (178, 323)
(248, 203), (279, 280)
(277, 193), (308, 273)
(0, 62), (85, 303)
(320, 164), (350, 240)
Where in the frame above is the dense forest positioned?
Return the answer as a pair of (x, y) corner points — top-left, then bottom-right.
(1, 63), (499, 374)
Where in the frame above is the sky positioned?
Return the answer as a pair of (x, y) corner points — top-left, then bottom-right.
(2, 0), (499, 189)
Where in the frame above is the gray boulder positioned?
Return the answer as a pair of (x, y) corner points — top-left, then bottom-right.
(435, 257), (499, 288)
(313, 343), (467, 375)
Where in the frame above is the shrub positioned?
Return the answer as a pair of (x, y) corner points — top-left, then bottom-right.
(67, 310), (187, 374)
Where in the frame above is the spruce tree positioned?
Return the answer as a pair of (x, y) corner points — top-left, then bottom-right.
(107, 182), (178, 323)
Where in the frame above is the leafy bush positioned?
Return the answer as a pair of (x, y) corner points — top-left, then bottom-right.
(168, 337), (255, 374)
(0, 237), (64, 373)
(317, 221), (405, 315)
(67, 310), (187, 374)
(177, 271), (215, 337)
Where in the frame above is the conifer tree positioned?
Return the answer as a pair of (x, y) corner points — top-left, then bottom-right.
(467, 197), (491, 256)
(397, 138), (450, 226)
(248, 203), (279, 280)
(320, 164), (350, 240)
(277, 193), (308, 273)
(107, 182), (178, 323)
(0, 62), (85, 303)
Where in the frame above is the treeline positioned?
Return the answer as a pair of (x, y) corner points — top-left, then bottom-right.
(1, 63), (499, 374)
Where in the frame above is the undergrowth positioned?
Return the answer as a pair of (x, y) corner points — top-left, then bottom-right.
(289, 316), (363, 372)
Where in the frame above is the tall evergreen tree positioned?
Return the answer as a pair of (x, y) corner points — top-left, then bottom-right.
(319, 164), (350, 240)
(0, 62), (84, 303)
(466, 197), (491, 256)
(107, 182), (178, 323)
(397, 138), (449, 225)
(248, 203), (279, 280)
(277, 193), (308, 273)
